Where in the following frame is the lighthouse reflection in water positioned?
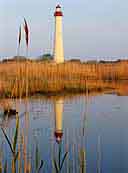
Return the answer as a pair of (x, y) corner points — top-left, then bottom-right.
(54, 97), (64, 144)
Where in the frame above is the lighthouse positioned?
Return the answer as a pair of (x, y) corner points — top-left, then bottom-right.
(53, 5), (64, 63)
(54, 98), (64, 144)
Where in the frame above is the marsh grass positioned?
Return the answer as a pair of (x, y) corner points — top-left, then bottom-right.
(97, 136), (101, 173)
(1, 117), (45, 173)
(79, 149), (86, 173)
(0, 60), (128, 98)
(53, 143), (68, 173)
(4, 160), (7, 173)
(35, 144), (44, 173)
(0, 162), (2, 173)
(1, 115), (19, 173)
(1, 132), (68, 173)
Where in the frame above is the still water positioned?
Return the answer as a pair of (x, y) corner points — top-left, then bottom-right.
(0, 93), (128, 173)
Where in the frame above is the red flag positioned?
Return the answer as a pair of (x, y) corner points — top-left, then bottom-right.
(18, 25), (21, 46)
(24, 18), (29, 47)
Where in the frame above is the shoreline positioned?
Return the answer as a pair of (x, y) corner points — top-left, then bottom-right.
(0, 81), (128, 99)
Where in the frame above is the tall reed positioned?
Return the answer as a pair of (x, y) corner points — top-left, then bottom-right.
(1, 115), (19, 173)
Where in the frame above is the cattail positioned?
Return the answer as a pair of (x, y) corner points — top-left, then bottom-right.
(24, 18), (29, 47)
(18, 25), (22, 47)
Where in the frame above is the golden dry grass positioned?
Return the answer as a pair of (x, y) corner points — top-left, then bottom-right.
(0, 60), (128, 98)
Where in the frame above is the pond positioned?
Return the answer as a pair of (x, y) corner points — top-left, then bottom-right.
(0, 93), (128, 173)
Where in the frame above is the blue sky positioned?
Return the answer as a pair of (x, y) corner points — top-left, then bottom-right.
(0, 0), (128, 60)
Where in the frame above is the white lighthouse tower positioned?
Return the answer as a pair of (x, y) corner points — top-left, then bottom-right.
(53, 5), (64, 63)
